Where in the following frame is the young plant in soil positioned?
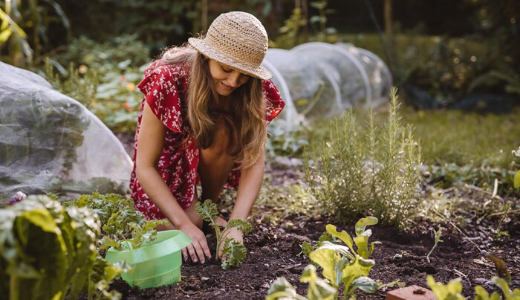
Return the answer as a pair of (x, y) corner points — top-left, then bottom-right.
(267, 217), (403, 300)
(427, 275), (520, 300)
(196, 199), (252, 269)
(66, 192), (167, 251)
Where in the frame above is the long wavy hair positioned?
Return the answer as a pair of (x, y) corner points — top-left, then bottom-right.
(160, 46), (266, 169)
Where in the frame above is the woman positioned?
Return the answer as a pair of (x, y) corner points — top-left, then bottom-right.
(130, 11), (285, 264)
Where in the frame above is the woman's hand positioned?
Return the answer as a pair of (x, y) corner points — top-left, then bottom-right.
(218, 227), (243, 259)
(179, 223), (212, 264)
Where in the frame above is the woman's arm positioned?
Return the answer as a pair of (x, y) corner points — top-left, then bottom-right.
(218, 146), (265, 258)
(230, 146), (265, 220)
(136, 102), (211, 263)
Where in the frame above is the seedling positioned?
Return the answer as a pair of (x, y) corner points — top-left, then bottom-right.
(196, 200), (252, 269)
(426, 225), (443, 263)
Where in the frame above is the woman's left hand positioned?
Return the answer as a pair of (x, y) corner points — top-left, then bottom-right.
(218, 227), (243, 259)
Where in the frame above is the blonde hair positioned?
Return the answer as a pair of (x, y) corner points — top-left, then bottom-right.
(160, 46), (266, 169)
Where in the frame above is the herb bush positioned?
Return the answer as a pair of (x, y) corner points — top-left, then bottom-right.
(0, 195), (121, 300)
(305, 88), (422, 228)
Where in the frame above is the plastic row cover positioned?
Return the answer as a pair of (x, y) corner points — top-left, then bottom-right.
(0, 62), (132, 206)
(262, 42), (392, 122)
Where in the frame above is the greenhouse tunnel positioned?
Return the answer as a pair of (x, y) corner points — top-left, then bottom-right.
(262, 42), (392, 124)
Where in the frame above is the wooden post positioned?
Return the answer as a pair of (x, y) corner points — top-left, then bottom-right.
(202, 0), (208, 31)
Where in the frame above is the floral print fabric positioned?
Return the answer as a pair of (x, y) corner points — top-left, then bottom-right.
(129, 61), (285, 220)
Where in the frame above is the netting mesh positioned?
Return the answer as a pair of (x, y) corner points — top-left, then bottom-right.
(0, 62), (132, 206)
(264, 42), (392, 124)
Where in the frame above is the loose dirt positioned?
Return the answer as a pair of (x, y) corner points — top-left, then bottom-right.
(111, 133), (519, 300)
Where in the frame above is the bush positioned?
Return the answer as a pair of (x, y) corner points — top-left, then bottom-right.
(305, 88), (422, 228)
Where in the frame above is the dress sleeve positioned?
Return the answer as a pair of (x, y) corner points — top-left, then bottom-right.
(262, 79), (285, 125)
(137, 64), (183, 133)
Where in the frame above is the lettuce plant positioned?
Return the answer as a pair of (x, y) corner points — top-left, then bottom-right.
(66, 193), (167, 251)
(267, 217), (392, 300)
(196, 200), (252, 269)
(0, 195), (121, 300)
(427, 275), (520, 300)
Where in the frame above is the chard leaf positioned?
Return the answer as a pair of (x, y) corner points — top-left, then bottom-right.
(266, 277), (305, 300)
(195, 200), (218, 222)
(426, 275), (466, 300)
(354, 216), (378, 236)
(353, 217), (379, 259)
(491, 276), (520, 299)
(326, 224), (354, 253)
(351, 276), (379, 293)
(221, 238), (247, 269)
(309, 242), (351, 286)
(227, 218), (252, 234)
(514, 171), (520, 189)
(341, 256), (375, 296)
(474, 285), (502, 300)
(301, 265), (337, 300)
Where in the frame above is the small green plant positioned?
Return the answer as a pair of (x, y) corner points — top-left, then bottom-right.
(267, 217), (400, 300)
(427, 275), (520, 300)
(266, 265), (336, 300)
(0, 195), (121, 300)
(65, 193), (167, 251)
(513, 146), (520, 189)
(195, 200), (252, 269)
(305, 88), (422, 228)
(426, 225), (443, 263)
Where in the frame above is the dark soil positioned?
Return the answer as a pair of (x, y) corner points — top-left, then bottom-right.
(112, 133), (520, 300)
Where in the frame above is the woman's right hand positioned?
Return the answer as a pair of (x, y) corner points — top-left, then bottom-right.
(179, 223), (211, 264)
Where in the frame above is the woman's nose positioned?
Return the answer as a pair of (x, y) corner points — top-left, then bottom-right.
(227, 71), (241, 87)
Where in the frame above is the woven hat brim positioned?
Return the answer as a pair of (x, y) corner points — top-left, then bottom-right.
(188, 37), (272, 81)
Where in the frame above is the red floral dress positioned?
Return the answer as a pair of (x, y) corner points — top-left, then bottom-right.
(129, 61), (285, 220)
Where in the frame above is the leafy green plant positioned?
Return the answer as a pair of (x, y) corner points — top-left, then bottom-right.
(0, 195), (121, 300)
(65, 193), (167, 251)
(427, 275), (520, 300)
(266, 265), (336, 300)
(305, 88), (422, 228)
(426, 225), (443, 263)
(195, 200), (252, 269)
(309, 1), (336, 42)
(269, 217), (390, 300)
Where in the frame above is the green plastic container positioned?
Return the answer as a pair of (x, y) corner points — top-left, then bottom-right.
(105, 230), (191, 289)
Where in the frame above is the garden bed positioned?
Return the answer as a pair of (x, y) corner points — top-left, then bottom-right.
(107, 212), (519, 300)
(107, 133), (520, 300)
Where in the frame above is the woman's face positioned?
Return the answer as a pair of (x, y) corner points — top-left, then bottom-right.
(208, 59), (251, 96)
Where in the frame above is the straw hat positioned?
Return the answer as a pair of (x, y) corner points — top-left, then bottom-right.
(188, 11), (272, 80)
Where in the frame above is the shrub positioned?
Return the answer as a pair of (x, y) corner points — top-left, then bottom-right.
(305, 88), (422, 228)
(0, 195), (121, 299)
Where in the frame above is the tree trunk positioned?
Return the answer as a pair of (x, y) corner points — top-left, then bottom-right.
(202, 0), (208, 31)
(384, 0), (393, 69)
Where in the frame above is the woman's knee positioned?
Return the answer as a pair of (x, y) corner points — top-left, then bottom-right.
(207, 115), (231, 156)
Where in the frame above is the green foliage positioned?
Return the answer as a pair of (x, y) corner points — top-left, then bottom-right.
(270, 8), (307, 49)
(309, 1), (337, 42)
(46, 35), (150, 133)
(305, 88), (422, 228)
(195, 200), (252, 269)
(266, 266), (336, 300)
(66, 193), (167, 251)
(0, 195), (120, 300)
(268, 218), (384, 300)
(513, 147), (520, 189)
(427, 276), (520, 300)
(426, 226), (444, 263)
(0, 0), (71, 67)
(266, 118), (311, 157)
